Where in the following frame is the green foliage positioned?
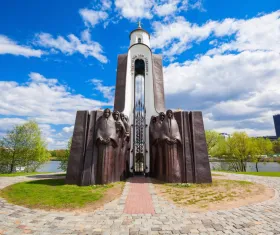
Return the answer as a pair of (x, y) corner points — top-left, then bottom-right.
(250, 138), (273, 171)
(207, 131), (275, 172)
(273, 138), (280, 154)
(56, 137), (72, 171)
(0, 179), (120, 209)
(0, 121), (50, 173)
(205, 130), (225, 157)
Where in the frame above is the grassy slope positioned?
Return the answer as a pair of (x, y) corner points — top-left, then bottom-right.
(0, 179), (119, 209)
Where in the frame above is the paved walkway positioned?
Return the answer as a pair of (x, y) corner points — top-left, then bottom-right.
(124, 177), (154, 214)
(0, 173), (280, 234)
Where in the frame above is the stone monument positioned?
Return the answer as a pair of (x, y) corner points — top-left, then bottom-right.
(65, 23), (212, 185)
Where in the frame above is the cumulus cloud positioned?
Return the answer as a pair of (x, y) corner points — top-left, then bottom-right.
(114, 0), (200, 21)
(151, 10), (280, 57)
(0, 73), (113, 148)
(115, 0), (153, 20)
(90, 79), (115, 104)
(63, 126), (74, 133)
(0, 35), (43, 57)
(79, 9), (108, 27)
(35, 32), (108, 63)
(164, 51), (280, 136)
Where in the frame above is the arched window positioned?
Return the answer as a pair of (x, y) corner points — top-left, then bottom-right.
(138, 38), (141, 43)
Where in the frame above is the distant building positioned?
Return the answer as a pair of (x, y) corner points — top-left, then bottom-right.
(219, 133), (230, 139)
(273, 114), (280, 139)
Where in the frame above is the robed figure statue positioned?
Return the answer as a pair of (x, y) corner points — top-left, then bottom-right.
(120, 113), (130, 179)
(160, 110), (182, 183)
(157, 112), (166, 180)
(95, 108), (118, 184)
(149, 116), (161, 177)
(113, 111), (125, 181)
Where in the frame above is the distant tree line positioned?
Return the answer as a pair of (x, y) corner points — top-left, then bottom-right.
(48, 138), (71, 171)
(206, 130), (280, 172)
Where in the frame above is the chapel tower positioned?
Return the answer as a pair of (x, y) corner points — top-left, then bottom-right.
(114, 23), (165, 174)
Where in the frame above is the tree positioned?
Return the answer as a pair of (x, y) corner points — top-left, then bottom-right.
(273, 138), (280, 154)
(205, 130), (225, 157)
(252, 138), (273, 172)
(0, 121), (50, 173)
(56, 137), (72, 171)
(222, 132), (255, 172)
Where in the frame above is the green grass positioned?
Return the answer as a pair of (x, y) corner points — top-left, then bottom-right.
(234, 172), (280, 177)
(0, 172), (57, 177)
(0, 179), (120, 209)
(212, 171), (280, 177)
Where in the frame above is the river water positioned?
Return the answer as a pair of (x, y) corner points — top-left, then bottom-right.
(210, 161), (280, 172)
(38, 161), (280, 173)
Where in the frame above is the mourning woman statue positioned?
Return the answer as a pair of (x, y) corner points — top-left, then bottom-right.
(95, 108), (118, 184)
(120, 113), (130, 179)
(113, 111), (125, 181)
(160, 109), (182, 183)
(157, 112), (166, 181)
(149, 116), (160, 177)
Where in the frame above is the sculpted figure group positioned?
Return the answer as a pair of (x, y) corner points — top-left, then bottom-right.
(95, 108), (130, 184)
(149, 110), (182, 183)
(95, 108), (182, 184)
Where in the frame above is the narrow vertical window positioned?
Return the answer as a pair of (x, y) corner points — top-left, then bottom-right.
(138, 38), (141, 43)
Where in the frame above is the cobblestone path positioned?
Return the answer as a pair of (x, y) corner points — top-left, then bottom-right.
(0, 173), (280, 234)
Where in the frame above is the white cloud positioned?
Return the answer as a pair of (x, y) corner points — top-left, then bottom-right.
(90, 79), (115, 104)
(153, 1), (179, 17)
(0, 73), (110, 125)
(208, 11), (280, 55)
(63, 126), (74, 133)
(115, 0), (153, 20)
(164, 50), (280, 136)
(101, 0), (112, 10)
(79, 9), (108, 27)
(0, 35), (43, 57)
(0, 73), (113, 149)
(151, 10), (280, 57)
(0, 118), (26, 132)
(114, 0), (202, 20)
(35, 32), (108, 63)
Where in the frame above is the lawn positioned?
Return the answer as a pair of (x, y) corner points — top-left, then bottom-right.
(234, 172), (280, 177)
(0, 172), (56, 177)
(153, 179), (272, 212)
(0, 179), (124, 210)
(212, 171), (280, 177)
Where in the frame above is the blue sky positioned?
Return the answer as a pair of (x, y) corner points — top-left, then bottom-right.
(0, 0), (279, 149)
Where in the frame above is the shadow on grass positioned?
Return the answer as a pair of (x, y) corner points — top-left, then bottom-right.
(25, 179), (66, 186)
(27, 174), (66, 179)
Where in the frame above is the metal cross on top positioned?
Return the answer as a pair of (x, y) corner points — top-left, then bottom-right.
(138, 20), (142, 28)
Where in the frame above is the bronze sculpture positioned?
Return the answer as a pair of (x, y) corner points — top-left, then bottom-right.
(95, 109), (118, 184)
(149, 116), (160, 177)
(160, 110), (182, 183)
(157, 112), (166, 180)
(113, 110), (125, 181)
(120, 113), (130, 179)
